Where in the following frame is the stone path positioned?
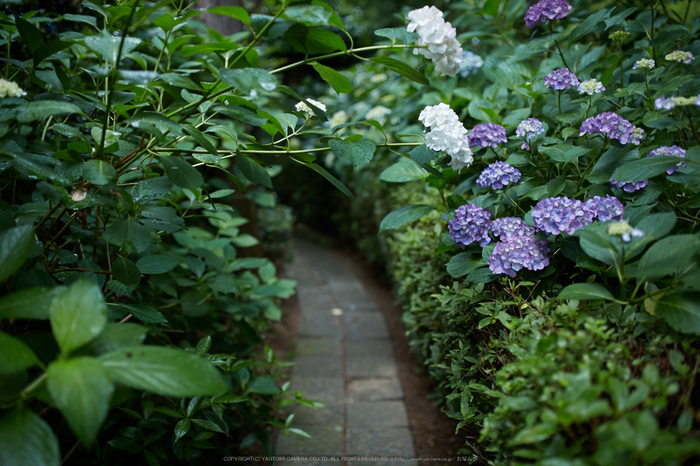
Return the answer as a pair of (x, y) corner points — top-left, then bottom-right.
(275, 239), (417, 466)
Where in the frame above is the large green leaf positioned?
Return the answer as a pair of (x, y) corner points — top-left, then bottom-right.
(311, 63), (351, 93)
(237, 153), (272, 188)
(656, 291), (700, 334)
(410, 144), (439, 165)
(370, 56), (429, 86)
(47, 357), (114, 447)
(161, 156), (204, 190)
(100, 346), (227, 397)
(379, 158), (428, 183)
(82, 159), (116, 186)
(12, 101), (82, 123)
(206, 5), (251, 27)
(136, 255), (179, 274)
(576, 224), (621, 267)
(181, 123), (219, 158)
(285, 25), (347, 55)
(0, 287), (62, 320)
(131, 176), (173, 203)
(0, 331), (40, 374)
(557, 283), (617, 301)
(33, 40), (72, 68)
(538, 144), (591, 164)
(219, 68), (277, 93)
(89, 323), (148, 354)
(247, 375), (281, 395)
(0, 408), (60, 466)
(612, 156), (683, 182)
(112, 256), (142, 286)
(0, 224), (34, 282)
(104, 218), (152, 253)
(329, 138), (376, 167)
(634, 234), (700, 281)
(284, 5), (332, 25)
(108, 303), (168, 324)
(50, 278), (107, 354)
(15, 18), (44, 53)
(379, 204), (434, 232)
(446, 253), (486, 278)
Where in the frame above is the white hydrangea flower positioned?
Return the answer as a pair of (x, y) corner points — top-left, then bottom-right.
(0, 78), (27, 98)
(330, 110), (348, 127)
(633, 58), (655, 70)
(295, 98), (326, 115)
(578, 79), (605, 95)
(366, 106), (391, 121)
(407, 6), (463, 77)
(419, 103), (473, 171)
(370, 73), (388, 83)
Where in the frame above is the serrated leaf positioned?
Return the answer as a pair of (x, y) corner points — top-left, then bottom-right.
(89, 323), (148, 354)
(557, 283), (616, 301)
(410, 144), (439, 165)
(370, 56), (429, 86)
(379, 158), (428, 183)
(0, 224), (34, 282)
(50, 278), (107, 353)
(634, 234), (700, 281)
(100, 346), (227, 397)
(47, 357), (113, 447)
(0, 408), (60, 466)
(612, 156), (683, 182)
(311, 63), (351, 93)
(656, 291), (700, 334)
(379, 204), (434, 232)
(446, 253), (486, 278)
(329, 138), (376, 167)
(161, 156), (204, 190)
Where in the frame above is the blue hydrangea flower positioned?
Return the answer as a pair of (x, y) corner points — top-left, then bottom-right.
(448, 204), (493, 248)
(647, 145), (686, 174)
(491, 217), (536, 240)
(516, 118), (545, 149)
(532, 197), (596, 235)
(544, 68), (580, 90)
(579, 112), (640, 145)
(655, 96), (676, 110)
(487, 236), (550, 278)
(524, 0), (572, 28)
(476, 162), (521, 190)
(609, 177), (648, 193)
(585, 195), (624, 222)
(467, 123), (507, 149)
(459, 51), (484, 77)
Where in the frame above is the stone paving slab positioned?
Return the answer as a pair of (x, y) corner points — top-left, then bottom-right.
(293, 402), (344, 426)
(346, 340), (395, 357)
(344, 313), (390, 340)
(292, 355), (343, 377)
(294, 338), (342, 356)
(348, 378), (403, 402)
(347, 356), (399, 378)
(298, 314), (341, 337)
(276, 425), (344, 456)
(290, 376), (344, 403)
(346, 427), (415, 456)
(347, 401), (410, 427)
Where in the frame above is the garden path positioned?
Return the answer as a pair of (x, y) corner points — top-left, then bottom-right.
(274, 239), (417, 466)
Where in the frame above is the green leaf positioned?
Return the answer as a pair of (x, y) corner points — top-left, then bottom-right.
(302, 162), (354, 200)
(567, 8), (610, 42)
(174, 418), (190, 442)
(0, 287), (61, 320)
(104, 218), (152, 253)
(47, 357), (113, 447)
(557, 283), (617, 301)
(311, 63), (351, 94)
(0, 224), (34, 282)
(207, 6), (251, 27)
(15, 18), (44, 54)
(374, 27), (417, 44)
(131, 176), (173, 203)
(538, 144), (591, 164)
(89, 323), (148, 354)
(83, 33), (141, 64)
(247, 375), (281, 395)
(219, 68), (277, 93)
(136, 255), (179, 275)
(625, 212), (676, 259)
(446, 253), (486, 278)
(100, 346), (227, 397)
(182, 123), (219, 159)
(634, 235), (700, 281)
(108, 303), (168, 324)
(237, 153), (272, 188)
(409, 144), (439, 165)
(50, 278), (107, 354)
(284, 5), (332, 24)
(329, 138), (376, 167)
(370, 56), (429, 86)
(161, 156), (204, 190)
(33, 40), (72, 68)
(13, 101), (82, 123)
(112, 256), (141, 286)
(379, 158), (428, 183)
(612, 156), (683, 182)
(379, 204), (434, 232)
(82, 159), (116, 186)
(0, 331), (40, 374)
(656, 291), (700, 334)
(285, 25), (347, 55)
(576, 224), (621, 267)
(0, 408), (60, 466)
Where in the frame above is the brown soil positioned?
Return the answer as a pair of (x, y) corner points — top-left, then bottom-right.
(264, 240), (464, 464)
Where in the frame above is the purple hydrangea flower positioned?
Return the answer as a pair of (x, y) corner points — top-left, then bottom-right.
(532, 197), (596, 235)
(585, 195), (624, 222)
(544, 68), (580, 90)
(524, 0), (572, 28)
(487, 236), (550, 277)
(476, 161), (522, 190)
(655, 96), (676, 111)
(467, 123), (508, 149)
(609, 177), (648, 193)
(516, 118), (545, 149)
(491, 217), (536, 240)
(647, 145), (687, 174)
(579, 112), (640, 145)
(448, 204), (492, 248)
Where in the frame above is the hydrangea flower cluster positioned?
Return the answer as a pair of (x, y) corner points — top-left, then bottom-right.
(524, 0), (572, 28)
(491, 217), (536, 240)
(655, 95), (697, 111)
(330, 110), (348, 128)
(544, 68), (580, 90)
(633, 58), (655, 70)
(407, 6), (463, 76)
(608, 221), (644, 242)
(516, 118), (545, 149)
(295, 98), (326, 115)
(578, 79), (605, 95)
(467, 123), (507, 149)
(448, 204), (492, 247)
(665, 50), (694, 65)
(579, 112), (641, 145)
(585, 195), (624, 222)
(476, 161), (521, 190)
(609, 177), (647, 193)
(418, 103), (473, 171)
(532, 197), (596, 235)
(487, 235), (550, 278)
(459, 51), (484, 77)
(0, 79), (27, 98)
(647, 145), (687, 174)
